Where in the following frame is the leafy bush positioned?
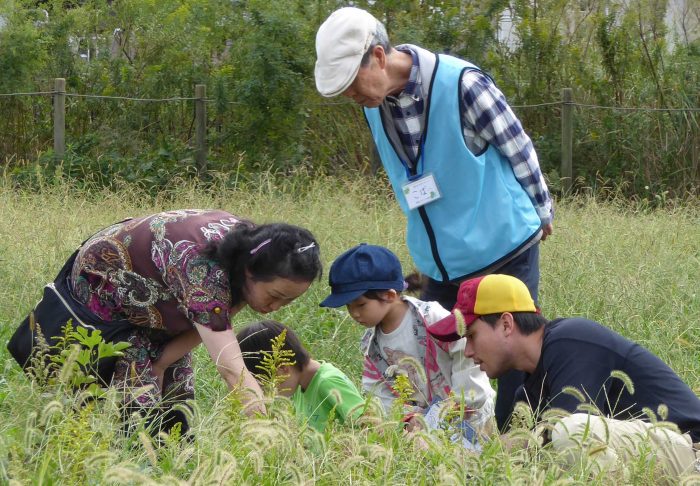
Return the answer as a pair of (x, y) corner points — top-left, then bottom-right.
(0, 0), (698, 195)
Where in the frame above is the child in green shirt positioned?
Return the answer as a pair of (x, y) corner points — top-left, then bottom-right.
(237, 320), (365, 431)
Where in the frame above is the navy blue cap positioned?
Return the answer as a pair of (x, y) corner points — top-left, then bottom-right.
(320, 244), (405, 308)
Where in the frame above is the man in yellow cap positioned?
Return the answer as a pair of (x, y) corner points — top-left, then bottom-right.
(427, 274), (700, 478)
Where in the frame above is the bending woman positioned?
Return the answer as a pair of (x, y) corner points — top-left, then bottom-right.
(9, 209), (322, 434)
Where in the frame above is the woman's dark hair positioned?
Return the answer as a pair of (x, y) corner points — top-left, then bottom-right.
(362, 271), (424, 301)
(203, 222), (322, 307)
(236, 320), (310, 374)
(480, 312), (549, 335)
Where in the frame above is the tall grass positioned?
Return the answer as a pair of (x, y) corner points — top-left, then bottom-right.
(0, 175), (698, 484)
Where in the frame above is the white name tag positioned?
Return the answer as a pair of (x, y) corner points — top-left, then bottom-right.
(402, 173), (441, 210)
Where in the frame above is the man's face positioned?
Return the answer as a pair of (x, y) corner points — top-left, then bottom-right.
(464, 316), (510, 379)
(341, 48), (388, 107)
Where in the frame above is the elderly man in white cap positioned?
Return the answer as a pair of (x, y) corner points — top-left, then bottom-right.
(315, 7), (554, 432)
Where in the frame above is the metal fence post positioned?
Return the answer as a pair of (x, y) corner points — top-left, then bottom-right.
(561, 88), (573, 193)
(53, 78), (66, 159)
(195, 84), (207, 172)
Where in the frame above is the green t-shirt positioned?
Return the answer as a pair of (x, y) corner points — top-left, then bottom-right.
(292, 362), (365, 431)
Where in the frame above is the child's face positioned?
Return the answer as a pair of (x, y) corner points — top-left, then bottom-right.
(346, 294), (392, 328)
(276, 366), (300, 397)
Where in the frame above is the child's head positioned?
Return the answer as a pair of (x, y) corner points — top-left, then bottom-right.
(236, 320), (310, 377)
(320, 244), (405, 308)
(320, 244), (408, 326)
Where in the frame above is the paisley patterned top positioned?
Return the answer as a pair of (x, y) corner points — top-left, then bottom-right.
(70, 209), (243, 333)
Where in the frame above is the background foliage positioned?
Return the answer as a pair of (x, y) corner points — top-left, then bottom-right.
(0, 0), (698, 195)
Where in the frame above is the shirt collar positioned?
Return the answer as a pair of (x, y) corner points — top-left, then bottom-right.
(387, 45), (421, 102)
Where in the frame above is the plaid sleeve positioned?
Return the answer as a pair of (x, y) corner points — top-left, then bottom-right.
(460, 70), (553, 224)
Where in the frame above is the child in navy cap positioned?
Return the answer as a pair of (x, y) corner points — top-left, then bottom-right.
(320, 244), (495, 445)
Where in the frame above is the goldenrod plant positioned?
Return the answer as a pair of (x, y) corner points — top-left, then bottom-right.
(254, 329), (296, 398)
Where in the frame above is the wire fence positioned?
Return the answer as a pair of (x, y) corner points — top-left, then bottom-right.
(1, 79), (698, 192)
(3, 88), (699, 110)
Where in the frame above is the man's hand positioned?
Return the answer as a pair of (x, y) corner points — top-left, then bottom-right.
(541, 223), (554, 241)
(451, 403), (477, 421)
(499, 432), (528, 452)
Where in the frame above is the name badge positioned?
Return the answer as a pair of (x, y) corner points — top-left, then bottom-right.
(402, 173), (441, 210)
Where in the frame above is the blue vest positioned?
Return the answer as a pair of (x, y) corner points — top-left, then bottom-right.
(365, 54), (541, 282)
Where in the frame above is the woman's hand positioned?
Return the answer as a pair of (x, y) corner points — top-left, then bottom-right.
(149, 362), (165, 394)
(194, 322), (266, 416)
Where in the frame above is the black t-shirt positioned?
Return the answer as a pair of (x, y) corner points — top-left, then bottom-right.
(518, 317), (700, 442)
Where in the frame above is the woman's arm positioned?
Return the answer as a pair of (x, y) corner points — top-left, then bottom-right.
(151, 328), (202, 390)
(152, 329), (202, 371)
(194, 322), (265, 415)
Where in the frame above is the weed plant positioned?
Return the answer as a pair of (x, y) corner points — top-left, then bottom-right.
(0, 174), (698, 484)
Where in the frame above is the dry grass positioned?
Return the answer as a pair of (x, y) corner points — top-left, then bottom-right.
(0, 175), (698, 484)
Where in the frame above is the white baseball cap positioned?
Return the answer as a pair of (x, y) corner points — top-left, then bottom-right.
(314, 7), (378, 97)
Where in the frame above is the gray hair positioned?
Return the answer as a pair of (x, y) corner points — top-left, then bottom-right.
(360, 19), (391, 66)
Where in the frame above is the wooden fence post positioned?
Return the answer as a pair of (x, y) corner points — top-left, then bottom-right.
(53, 78), (66, 159)
(561, 88), (573, 193)
(195, 84), (207, 172)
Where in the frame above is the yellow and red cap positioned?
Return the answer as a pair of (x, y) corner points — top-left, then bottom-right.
(427, 274), (537, 342)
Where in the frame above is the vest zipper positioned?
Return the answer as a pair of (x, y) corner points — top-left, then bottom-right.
(417, 206), (449, 281)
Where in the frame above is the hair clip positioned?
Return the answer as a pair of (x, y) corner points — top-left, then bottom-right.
(296, 242), (316, 254)
(250, 238), (272, 255)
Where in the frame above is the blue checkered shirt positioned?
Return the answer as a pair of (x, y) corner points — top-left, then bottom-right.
(385, 46), (553, 224)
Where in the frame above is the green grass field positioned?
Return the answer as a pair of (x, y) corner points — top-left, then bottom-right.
(1, 176), (698, 484)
